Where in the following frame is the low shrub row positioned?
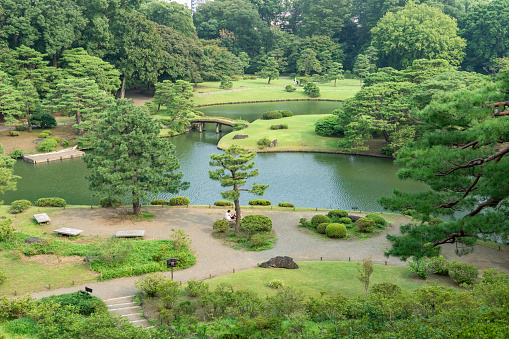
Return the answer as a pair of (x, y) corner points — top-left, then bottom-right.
(35, 197), (66, 207)
(214, 200), (233, 206)
(302, 211), (387, 239)
(249, 199), (271, 206)
(170, 196), (190, 206)
(270, 124), (288, 130)
(408, 255), (481, 284)
(150, 199), (169, 206)
(262, 110), (294, 120)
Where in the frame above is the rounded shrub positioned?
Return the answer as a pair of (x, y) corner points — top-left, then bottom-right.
(304, 82), (320, 97)
(278, 202), (294, 207)
(37, 139), (58, 152)
(35, 197), (66, 207)
(317, 222), (329, 234)
(248, 199), (271, 206)
(268, 279), (284, 289)
(10, 149), (23, 159)
(448, 261), (479, 285)
(285, 84), (296, 92)
(194, 110), (205, 117)
(262, 110), (283, 119)
(170, 196), (190, 206)
(43, 130), (52, 135)
(214, 200), (233, 207)
(355, 217), (376, 233)
(150, 199), (169, 206)
(49, 136), (60, 143)
(279, 110), (293, 117)
(9, 131), (19, 136)
(39, 132), (49, 138)
(99, 197), (122, 207)
(325, 223), (347, 238)
(311, 214), (330, 228)
(339, 217), (352, 224)
(365, 213), (386, 226)
(257, 137), (271, 148)
(241, 215), (272, 234)
(213, 220), (229, 232)
(327, 210), (348, 218)
(15, 125), (26, 131)
(428, 255), (449, 276)
(9, 200), (32, 214)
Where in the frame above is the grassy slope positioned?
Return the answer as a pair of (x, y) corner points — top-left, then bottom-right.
(205, 261), (448, 299)
(217, 114), (388, 156)
(194, 78), (360, 106)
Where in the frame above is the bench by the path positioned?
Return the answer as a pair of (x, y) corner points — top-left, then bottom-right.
(54, 227), (83, 236)
(116, 230), (145, 238)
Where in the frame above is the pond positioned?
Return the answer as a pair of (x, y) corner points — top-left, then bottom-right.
(1, 102), (427, 211)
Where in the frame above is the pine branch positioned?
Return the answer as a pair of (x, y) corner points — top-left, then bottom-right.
(437, 145), (509, 176)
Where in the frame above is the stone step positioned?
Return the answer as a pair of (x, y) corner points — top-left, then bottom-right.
(103, 295), (136, 306)
(103, 295), (152, 329)
(108, 305), (142, 315)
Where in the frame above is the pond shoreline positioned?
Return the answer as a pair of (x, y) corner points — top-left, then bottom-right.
(214, 146), (393, 158)
(196, 98), (343, 107)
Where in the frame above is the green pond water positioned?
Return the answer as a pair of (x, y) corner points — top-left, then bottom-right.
(2, 102), (427, 210)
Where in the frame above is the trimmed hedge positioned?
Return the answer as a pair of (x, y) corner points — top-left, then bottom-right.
(317, 222), (329, 234)
(170, 196), (190, 206)
(339, 217), (352, 224)
(214, 200), (233, 206)
(311, 214), (330, 228)
(241, 215), (272, 235)
(365, 213), (386, 226)
(270, 124), (289, 130)
(35, 197), (66, 207)
(248, 199), (271, 206)
(326, 223), (347, 238)
(285, 85), (296, 92)
(262, 110), (283, 119)
(15, 125), (26, 131)
(280, 110), (293, 117)
(355, 217), (376, 233)
(278, 202), (294, 207)
(328, 210), (348, 218)
(10, 200), (32, 214)
(213, 220), (230, 232)
(151, 199), (169, 206)
(100, 197), (122, 207)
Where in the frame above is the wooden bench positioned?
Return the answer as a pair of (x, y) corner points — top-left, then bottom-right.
(115, 230), (145, 238)
(54, 227), (83, 236)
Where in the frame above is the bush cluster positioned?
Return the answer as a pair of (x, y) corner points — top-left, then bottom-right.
(170, 196), (190, 206)
(262, 110), (294, 120)
(315, 115), (342, 136)
(213, 220), (229, 233)
(248, 199), (271, 206)
(243, 75), (257, 80)
(327, 210), (348, 218)
(214, 200), (233, 206)
(325, 223), (347, 238)
(99, 196), (122, 207)
(311, 214), (330, 228)
(9, 200), (32, 214)
(37, 137), (59, 152)
(355, 217), (376, 233)
(268, 279), (284, 289)
(339, 217), (352, 224)
(10, 149), (23, 159)
(35, 197), (66, 207)
(304, 82), (320, 97)
(257, 137), (272, 148)
(32, 112), (57, 128)
(448, 260), (479, 285)
(15, 125), (26, 131)
(285, 84), (296, 92)
(9, 131), (19, 136)
(278, 202), (294, 207)
(151, 199), (169, 206)
(270, 124), (288, 130)
(365, 213), (386, 227)
(317, 222), (329, 234)
(241, 215), (272, 235)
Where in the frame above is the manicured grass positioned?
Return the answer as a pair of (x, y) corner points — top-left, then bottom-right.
(205, 261), (439, 299)
(194, 79), (360, 106)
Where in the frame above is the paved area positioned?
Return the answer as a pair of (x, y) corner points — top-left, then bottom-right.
(29, 207), (509, 301)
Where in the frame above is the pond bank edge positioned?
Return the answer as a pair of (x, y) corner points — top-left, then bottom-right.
(195, 98), (343, 107)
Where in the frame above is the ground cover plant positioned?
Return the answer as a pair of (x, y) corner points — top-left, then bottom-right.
(136, 262), (508, 338)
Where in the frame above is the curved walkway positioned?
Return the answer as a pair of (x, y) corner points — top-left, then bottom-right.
(30, 207), (509, 300)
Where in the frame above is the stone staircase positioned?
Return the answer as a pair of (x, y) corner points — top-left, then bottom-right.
(104, 295), (152, 328)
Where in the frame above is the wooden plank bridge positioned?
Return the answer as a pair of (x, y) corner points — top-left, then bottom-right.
(23, 146), (85, 164)
(188, 117), (247, 133)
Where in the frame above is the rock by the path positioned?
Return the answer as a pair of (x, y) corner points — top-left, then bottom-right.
(260, 256), (299, 269)
(25, 237), (46, 244)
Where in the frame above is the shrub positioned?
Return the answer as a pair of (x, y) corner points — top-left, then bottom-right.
(10, 149), (23, 159)
(328, 209), (348, 218)
(365, 213), (386, 226)
(214, 200), (233, 206)
(280, 110), (293, 117)
(481, 268), (509, 285)
(61, 140), (71, 147)
(339, 217), (352, 224)
(135, 273), (167, 297)
(35, 197), (66, 207)
(278, 202), (294, 207)
(355, 217), (376, 233)
(170, 196), (190, 206)
(99, 197), (122, 207)
(43, 130), (52, 135)
(304, 82), (320, 97)
(194, 110), (205, 117)
(9, 200), (32, 214)
(257, 137), (271, 148)
(241, 215), (272, 235)
(219, 78), (233, 89)
(317, 222), (329, 234)
(311, 214), (330, 228)
(0, 220), (14, 242)
(31, 113), (57, 128)
(37, 293), (105, 316)
(270, 124), (288, 130)
(326, 223), (347, 238)
(151, 199), (169, 206)
(298, 77), (308, 87)
(370, 282), (403, 298)
(250, 232), (270, 248)
(50, 136), (60, 143)
(39, 132), (49, 138)
(285, 84), (296, 92)
(185, 279), (208, 297)
(213, 220), (229, 232)
(249, 76), (257, 80)
(428, 255), (449, 276)
(268, 279), (284, 289)
(37, 138), (58, 152)
(3, 317), (38, 337)
(408, 257), (430, 279)
(249, 199), (271, 206)
(315, 115), (341, 136)
(9, 131), (19, 136)
(15, 125), (26, 131)
(262, 110), (283, 120)
(448, 261), (479, 285)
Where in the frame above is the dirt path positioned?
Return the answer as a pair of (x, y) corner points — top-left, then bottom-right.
(29, 207), (509, 300)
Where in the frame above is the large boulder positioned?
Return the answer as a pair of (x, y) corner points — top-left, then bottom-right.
(260, 256), (298, 269)
(347, 215), (362, 222)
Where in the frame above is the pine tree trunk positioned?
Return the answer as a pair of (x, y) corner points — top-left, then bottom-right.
(120, 77), (126, 99)
(53, 54), (57, 67)
(133, 199), (141, 216)
(334, 78), (337, 87)
(234, 198), (241, 233)
(76, 111), (84, 136)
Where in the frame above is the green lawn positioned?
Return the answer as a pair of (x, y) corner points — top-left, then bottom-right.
(205, 261), (446, 299)
(194, 78), (360, 106)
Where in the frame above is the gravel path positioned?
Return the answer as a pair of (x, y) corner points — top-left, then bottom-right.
(30, 207), (509, 300)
